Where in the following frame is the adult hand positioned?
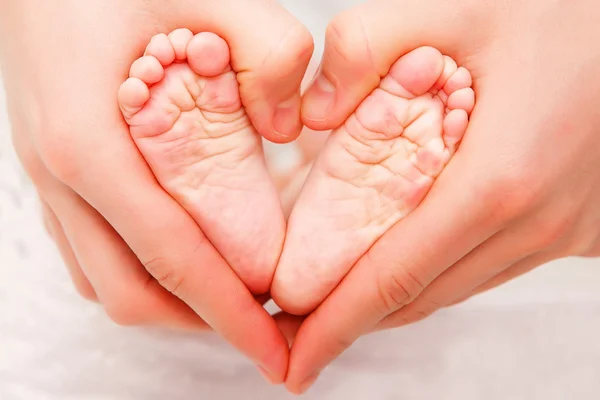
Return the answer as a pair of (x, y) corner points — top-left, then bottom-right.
(284, 0), (600, 392)
(0, 0), (313, 383)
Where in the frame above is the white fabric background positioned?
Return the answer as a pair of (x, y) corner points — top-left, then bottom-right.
(1, 1), (600, 399)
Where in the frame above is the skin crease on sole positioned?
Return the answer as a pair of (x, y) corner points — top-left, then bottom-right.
(117, 29), (286, 295)
(272, 47), (475, 315)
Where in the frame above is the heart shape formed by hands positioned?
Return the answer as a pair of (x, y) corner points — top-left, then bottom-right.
(118, 24), (474, 392)
(11, 0), (599, 396)
(119, 28), (473, 312)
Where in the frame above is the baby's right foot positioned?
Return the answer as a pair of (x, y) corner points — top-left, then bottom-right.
(118, 30), (285, 294)
(273, 47), (475, 314)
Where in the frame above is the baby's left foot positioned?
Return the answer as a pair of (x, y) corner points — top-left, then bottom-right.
(118, 30), (285, 294)
(273, 47), (474, 314)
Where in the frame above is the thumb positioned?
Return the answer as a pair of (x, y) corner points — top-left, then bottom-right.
(176, 0), (314, 143)
(301, 0), (488, 130)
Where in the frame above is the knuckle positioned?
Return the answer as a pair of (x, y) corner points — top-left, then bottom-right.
(104, 298), (148, 327)
(446, 293), (472, 307)
(583, 237), (600, 257)
(9, 100), (84, 186)
(406, 297), (442, 324)
(37, 132), (80, 185)
(396, 301), (440, 326)
(324, 335), (355, 361)
(375, 265), (425, 314)
(326, 10), (373, 69)
(22, 153), (48, 186)
(282, 23), (314, 65)
(586, 229), (600, 256)
(535, 214), (576, 252)
(309, 305), (356, 357)
(251, 23), (313, 83)
(476, 168), (544, 223)
(74, 284), (99, 303)
(142, 257), (186, 298)
(564, 227), (599, 257)
(11, 132), (49, 186)
(402, 309), (433, 325)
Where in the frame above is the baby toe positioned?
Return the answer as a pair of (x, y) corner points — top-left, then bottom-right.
(434, 56), (459, 91)
(118, 77), (150, 119)
(444, 67), (473, 94)
(443, 109), (469, 149)
(144, 33), (175, 66)
(447, 88), (475, 114)
(168, 28), (194, 61)
(129, 55), (164, 84)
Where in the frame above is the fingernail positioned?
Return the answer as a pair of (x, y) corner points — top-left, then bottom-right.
(273, 94), (301, 138)
(298, 373), (321, 394)
(257, 366), (281, 385)
(302, 73), (336, 122)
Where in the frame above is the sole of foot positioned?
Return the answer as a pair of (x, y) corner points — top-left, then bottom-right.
(272, 47), (475, 314)
(118, 29), (285, 294)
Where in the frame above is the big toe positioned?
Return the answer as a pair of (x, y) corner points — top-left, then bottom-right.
(383, 46), (445, 98)
(187, 32), (231, 77)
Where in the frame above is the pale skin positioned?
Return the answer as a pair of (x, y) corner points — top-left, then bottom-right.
(0, 0), (315, 385)
(272, 48), (474, 314)
(118, 31), (475, 317)
(118, 30), (286, 295)
(1, 0), (600, 397)
(281, 0), (600, 394)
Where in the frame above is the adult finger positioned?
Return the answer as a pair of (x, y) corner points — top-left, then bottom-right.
(47, 184), (211, 331)
(282, 70), (554, 389)
(445, 252), (554, 308)
(42, 125), (289, 383)
(83, 172), (288, 380)
(376, 209), (572, 328)
(463, 252), (564, 300)
(285, 0), (557, 383)
(287, 183), (572, 391)
(40, 197), (98, 302)
(301, 0), (492, 130)
(450, 208), (600, 305)
(274, 313), (305, 345)
(377, 254), (560, 330)
(175, 0), (314, 142)
(28, 22), (290, 382)
(15, 132), (208, 331)
(283, 142), (509, 393)
(584, 240), (600, 257)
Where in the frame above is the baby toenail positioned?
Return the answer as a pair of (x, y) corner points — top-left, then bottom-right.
(274, 95), (301, 138)
(302, 73), (336, 122)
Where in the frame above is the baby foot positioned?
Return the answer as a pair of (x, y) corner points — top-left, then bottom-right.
(118, 29), (285, 294)
(272, 47), (475, 314)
